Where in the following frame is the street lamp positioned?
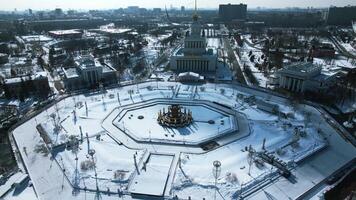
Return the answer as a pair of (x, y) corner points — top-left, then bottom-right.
(212, 160), (221, 200)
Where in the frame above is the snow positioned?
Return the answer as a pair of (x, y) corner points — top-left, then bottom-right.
(341, 43), (356, 55)
(343, 121), (354, 128)
(57, 134), (145, 192)
(129, 154), (174, 196)
(3, 185), (38, 200)
(240, 40), (269, 87)
(113, 100), (237, 144)
(0, 172), (28, 197)
(313, 57), (355, 73)
(207, 38), (221, 49)
(10, 82), (356, 200)
(172, 119), (327, 199)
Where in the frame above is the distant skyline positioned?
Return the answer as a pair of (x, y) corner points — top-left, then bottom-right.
(2, 0), (356, 11)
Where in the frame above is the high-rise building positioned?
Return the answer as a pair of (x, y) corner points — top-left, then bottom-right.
(219, 3), (247, 22)
(326, 6), (356, 26)
(54, 8), (63, 16)
(153, 8), (162, 13)
(126, 6), (140, 13)
(181, 6), (185, 12)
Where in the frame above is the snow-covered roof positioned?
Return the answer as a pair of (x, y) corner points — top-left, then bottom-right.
(177, 72), (204, 81)
(63, 67), (80, 79)
(178, 71), (200, 78)
(279, 62), (322, 78)
(49, 29), (82, 36)
(20, 35), (53, 43)
(4, 71), (48, 84)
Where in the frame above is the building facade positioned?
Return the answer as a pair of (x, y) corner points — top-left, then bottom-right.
(2, 72), (50, 99)
(278, 62), (336, 93)
(219, 4), (247, 22)
(311, 43), (335, 58)
(326, 6), (356, 26)
(63, 55), (117, 90)
(170, 12), (217, 73)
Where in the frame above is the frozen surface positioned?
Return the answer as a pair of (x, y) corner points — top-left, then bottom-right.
(114, 101), (236, 144)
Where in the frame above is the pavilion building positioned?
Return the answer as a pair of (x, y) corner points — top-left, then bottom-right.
(170, 1), (217, 73)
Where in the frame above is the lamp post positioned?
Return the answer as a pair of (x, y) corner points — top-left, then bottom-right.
(212, 160), (221, 200)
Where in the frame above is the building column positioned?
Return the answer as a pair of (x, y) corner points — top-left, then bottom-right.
(281, 76), (285, 88)
(292, 78), (297, 91)
(288, 77), (292, 90)
(291, 78), (294, 91)
(295, 79), (299, 92)
(283, 77), (287, 88)
(300, 80), (304, 92)
(297, 79), (302, 92)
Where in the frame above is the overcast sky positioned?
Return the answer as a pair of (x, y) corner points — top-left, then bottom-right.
(3, 0), (356, 11)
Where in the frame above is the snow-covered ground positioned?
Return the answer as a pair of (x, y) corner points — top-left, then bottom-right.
(10, 82), (356, 200)
(3, 185), (38, 200)
(113, 100), (236, 144)
(129, 154), (174, 196)
(314, 57), (355, 74)
(172, 100), (327, 199)
(240, 40), (269, 87)
(57, 134), (145, 192)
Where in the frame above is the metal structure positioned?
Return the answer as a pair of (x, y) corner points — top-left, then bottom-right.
(212, 160), (221, 200)
(157, 104), (193, 127)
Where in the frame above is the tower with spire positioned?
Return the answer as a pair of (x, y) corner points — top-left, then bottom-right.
(170, 0), (217, 73)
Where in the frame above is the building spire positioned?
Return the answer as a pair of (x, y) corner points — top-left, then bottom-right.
(193, 0), (198, 21)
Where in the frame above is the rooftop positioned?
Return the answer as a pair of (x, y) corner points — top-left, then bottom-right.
(4, 71), (47, 84)
(19, 35), (53, 43)
(280, 62), (322, 75)
(48, 30), (82, 36)
(75, 55), (101, 70)
(63, 67), (79, 79)
(173, 47), (217, 57)
(97, 28), (132, 35)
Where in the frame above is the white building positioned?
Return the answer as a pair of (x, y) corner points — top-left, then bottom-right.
(63, 55), (117, 90)
(278, 62), (337, 93)
(170, 8), (217, 73)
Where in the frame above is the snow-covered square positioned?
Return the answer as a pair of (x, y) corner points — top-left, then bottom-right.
(10, 82), (356, 200)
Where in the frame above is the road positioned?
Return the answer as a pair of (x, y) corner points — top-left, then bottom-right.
(329, 35), (356, 59)
(222, 37), (247, 85)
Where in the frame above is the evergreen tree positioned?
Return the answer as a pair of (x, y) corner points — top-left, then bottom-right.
(3, 84), (11, 99)
(20, 77), (28, 100)
(49, 46), (55, 67)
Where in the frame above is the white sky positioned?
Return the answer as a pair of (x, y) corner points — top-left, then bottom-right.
(2, 0), (356, 11)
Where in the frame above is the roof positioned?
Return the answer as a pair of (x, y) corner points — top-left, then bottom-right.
(98, 28), (132, 35)
(102, 64), (115, 73)
(173, 47), (217, 57)
(0, 53), (8, 57)
(177, 72), (204, 81)
(279, 62), (322, 77)
(20, 35), (53, 43)
(49, 30), (82, 36)
(4, 71), (48, 84)
(178, 71), (200, 77)
(63, 68), (79, 79)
